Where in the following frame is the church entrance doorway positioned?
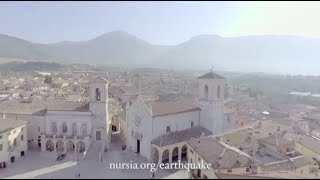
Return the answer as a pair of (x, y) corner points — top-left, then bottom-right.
(136, 139), (140, 154)
(112, 125), (117, 132)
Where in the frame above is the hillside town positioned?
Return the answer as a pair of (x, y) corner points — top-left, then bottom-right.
(2, 0), (320, 179)
(0, 67), (320, 179)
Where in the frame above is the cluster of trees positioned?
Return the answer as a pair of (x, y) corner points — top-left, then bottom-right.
(243, 87), (264, 98)
(44, 75), (53, 85)
(0, 61), (62, 72)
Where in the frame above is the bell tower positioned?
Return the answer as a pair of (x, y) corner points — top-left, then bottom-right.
(198, 68), (226, 134)
(89, 76), (110, 148)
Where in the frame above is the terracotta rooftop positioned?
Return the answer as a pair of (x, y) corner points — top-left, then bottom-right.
(219, 120), (292, 152)
(215, 172), (278, 179)
(258, 134), (294, 148)
(151, 126), (212, 147)
(260, 156), (311, 172)
(91, 76), (109, 83)
(197, 71), (226, 79)
(187, 137), (252, 169)
(151, 99), (200, 117)
(0, 99), (90, 115)
(0, 118), (28, 134)
(297, 135), (320, 154)
(214, 171), (312, 179)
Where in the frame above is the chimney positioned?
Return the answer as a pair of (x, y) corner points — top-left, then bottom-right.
(2, 113), (5, 119)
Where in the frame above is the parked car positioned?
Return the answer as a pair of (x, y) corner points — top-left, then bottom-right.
(56, 154), (67, 161)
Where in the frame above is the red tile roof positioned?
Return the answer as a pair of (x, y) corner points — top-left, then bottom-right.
(197, 71), (226, 79)
(152, 100), (200, 117)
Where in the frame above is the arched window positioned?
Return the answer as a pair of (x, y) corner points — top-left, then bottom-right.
(72, 123), (77, 136)
(204, 85), (208, 98)
(82, 123), (87, 136)
(95, 88), (101, 101)
(62, 122), (67, 133)
(52, 122), (57, 134)
(217, 86), (221, 98)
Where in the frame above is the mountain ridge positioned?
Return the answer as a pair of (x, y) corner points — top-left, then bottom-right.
(1, 30), (320, 75)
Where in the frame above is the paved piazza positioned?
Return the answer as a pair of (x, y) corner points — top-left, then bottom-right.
(0, 134), (187, 179)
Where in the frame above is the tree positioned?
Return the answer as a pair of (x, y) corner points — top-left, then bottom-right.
(44, 75), (52, 85)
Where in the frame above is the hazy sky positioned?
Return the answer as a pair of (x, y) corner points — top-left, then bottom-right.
(1, 1), (320, 44)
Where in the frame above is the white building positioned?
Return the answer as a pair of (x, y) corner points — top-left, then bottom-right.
(0, 118), (28, 168)
(0, 76), (111, 160)
(40, 76), (110, 156)
(126, 71), (236, 162)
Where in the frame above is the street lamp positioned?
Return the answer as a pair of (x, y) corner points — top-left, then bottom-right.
(77, 145), (80, 161)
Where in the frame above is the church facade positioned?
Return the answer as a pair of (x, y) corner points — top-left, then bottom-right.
(126, 71), (236, 162)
